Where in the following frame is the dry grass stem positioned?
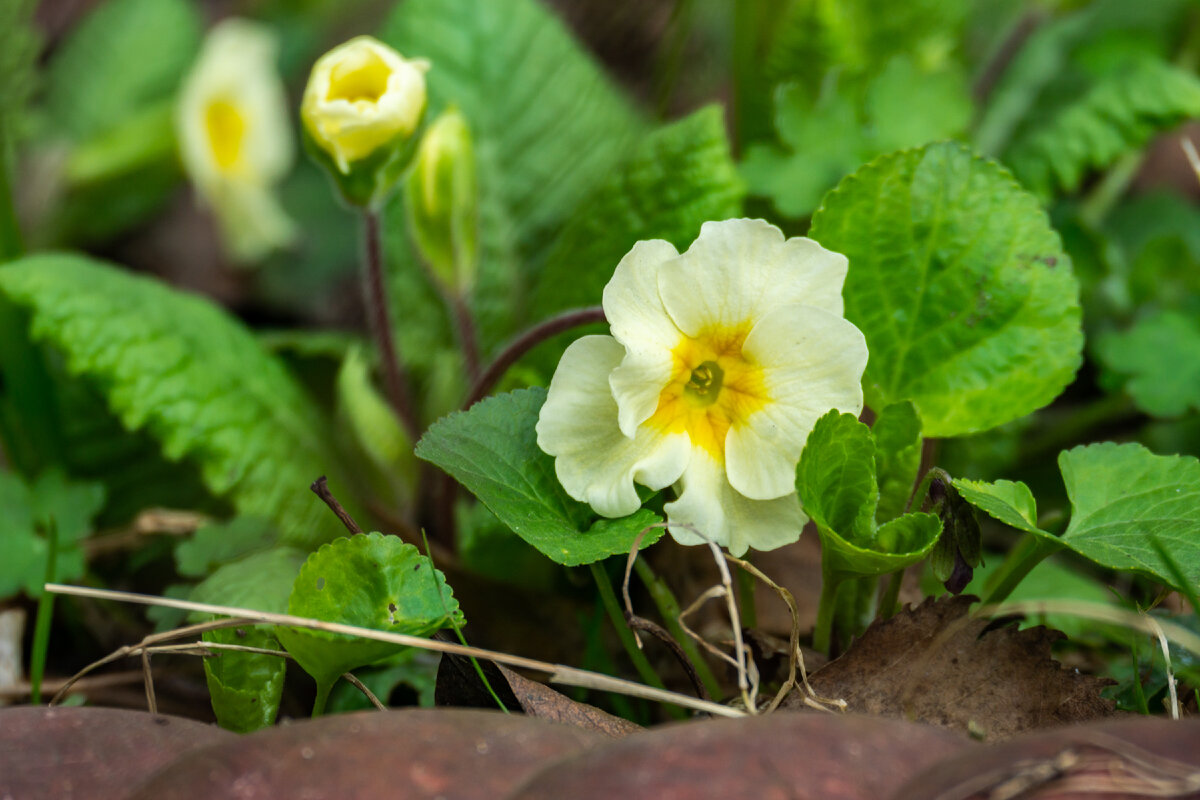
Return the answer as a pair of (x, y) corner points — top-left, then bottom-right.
(44, 583), (744, 718)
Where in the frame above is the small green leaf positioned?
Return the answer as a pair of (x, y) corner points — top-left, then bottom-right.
(0, 470), (104, 598)
(175, 517), (279, 579)
(276, 534), (463, 691)
(415, 388), (664, 566)
(1058, 442), (1200, 592)
(1095, 311), (1200, 418)
(810, 142), (1083, 437)
(865, 58), (972, 154)
(202, 625), (285, 733)
(797, 411), (940, 578)
(189, 547), (305, 614)
(0, 254), (349, 548)
(534, 106), (745, 318)
(951, 478), (1041, 534)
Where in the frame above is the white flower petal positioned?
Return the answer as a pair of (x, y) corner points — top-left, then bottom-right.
(665, 451), (807, 556)
(603, 239), (682, 352)
(537, 336), (690, 517)
(609, 349), (673, 437)
(725, 304), (868, 500)
(658, 219), (848, 336)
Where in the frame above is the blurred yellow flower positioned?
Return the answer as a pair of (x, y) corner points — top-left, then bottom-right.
(301, 36), (429, 175)
(536, 219), (868, 556)
(176, 18), (295, 262)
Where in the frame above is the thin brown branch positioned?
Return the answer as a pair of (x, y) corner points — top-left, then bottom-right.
(310, 476), (363, 534)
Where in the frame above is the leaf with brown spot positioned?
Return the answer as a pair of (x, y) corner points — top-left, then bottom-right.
(789, 594), (1114, 740)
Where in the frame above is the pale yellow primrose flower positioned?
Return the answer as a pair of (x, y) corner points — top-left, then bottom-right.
(536, 219), (869, 556)
(301, 37), (429, 174)
(176, 18), (296, 262)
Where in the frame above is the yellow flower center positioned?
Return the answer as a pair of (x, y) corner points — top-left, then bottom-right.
(327, 51), (391, 104)
(646, 324), (770, 462)
(205, 98), (246, 171)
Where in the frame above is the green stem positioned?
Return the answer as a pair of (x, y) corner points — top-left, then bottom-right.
(981, 533), (1060, 606)
(1078, 151), (1143, 229)
(29, 519), (58, 704)
(589, 561), (684, 719)
(1020, 393), (1136, 465)
(0, 132), (23, 262)
(730, 0), (773, 154)
(878, 570), (904, 621)
(813, 564), (842, 656)
(312, 680), (332, 717)
(633, 558), (722, 700)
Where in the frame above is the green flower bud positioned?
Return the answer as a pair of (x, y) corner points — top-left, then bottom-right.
(404, 108), (479, 292)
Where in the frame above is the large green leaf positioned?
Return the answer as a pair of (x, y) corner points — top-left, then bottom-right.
(809, 142), (1083, 437)
(533, 105), (745, 318)
(380, 0), (640, 354)
(954, 443), (1200, 592)
(796, 411), (940, 578)
(276, 534), (463, 693)
(0, 254), (346, 548)
(44, 0), (201, 141)
(1095, 311), (1200, 418)
(415, 388), (664, 566)
(1003, 59), (1200, 198)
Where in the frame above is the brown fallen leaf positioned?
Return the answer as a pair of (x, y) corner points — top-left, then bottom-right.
(789, 594), (1115, 741)
(436, 651), (641, 738)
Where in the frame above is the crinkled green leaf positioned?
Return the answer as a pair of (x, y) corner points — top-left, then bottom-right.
(797, 411), (940, 578)
(326, 650), (441, 712)
(175, 517), (279, 579)
(0, 470), (104, 599)
(1004, 59), (1200, 198)
(44, 0), (201, 141)
(1057, 443), (1200, 592)
(202, 625), (285, 733)
(1095, 311), (1200, 418)
(276, 533), (463, 690)
(380, 0), (639, 355)
(0, 254), (348, 548)
(534, 105), (744, 318)
(951, 478), (1041, 534)
(415, 388), (664, 566)
(810, 142), (1083, 437)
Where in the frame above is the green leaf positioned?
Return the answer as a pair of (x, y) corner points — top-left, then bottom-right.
(202, 625), (286, 733)
(175, 517), (279, 579)
(0, 470), (104, 599)
(809, 142), (1083, 437)
(0, 254), (347, 548)
(44, 0), (202, 141)
(380, 0), (639, 354)
(865, 58), (972, 154)
(1003, 59), (1200, 198)
(1095, 311), (1200, 418)
(276, 533), (463, 691)
(188, 548), (302, 734)
(415, 388), (664, 566)
(951, 478), (1041, 534)
(741, 84), (865, 219)
(797, 411), (940, 578)
(189, 547), (306, 614)
(1057, 443), (1200, 592)
(533, 105), (744, 318)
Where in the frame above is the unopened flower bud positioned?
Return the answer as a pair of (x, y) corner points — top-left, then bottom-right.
(405, 108), (478, 292)
(301, 36), (429, 206)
